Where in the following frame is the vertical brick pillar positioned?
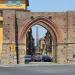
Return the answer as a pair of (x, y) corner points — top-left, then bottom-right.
(66, 12), (75, 64)
(2, 10), (16, 64)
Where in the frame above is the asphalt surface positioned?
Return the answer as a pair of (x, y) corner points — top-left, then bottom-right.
(0, 64), (75, 75)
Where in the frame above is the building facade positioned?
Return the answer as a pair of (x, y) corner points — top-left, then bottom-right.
(39, 31), (53, 56)
(44, 31), (53, 56)
(26, 28), (35, 56)
(39, 38), (46, 54)
(0, 0), (75, 64)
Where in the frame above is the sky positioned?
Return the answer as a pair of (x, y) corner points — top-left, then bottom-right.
(28, 0), (75, 12)
(32, 25), (47, 39)
(28, 0), (75, 45)
(32, 25), (47, 46)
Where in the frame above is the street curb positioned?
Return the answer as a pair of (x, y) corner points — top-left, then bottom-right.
(0, 63), (75, 67)
(0, 62), (58, 67)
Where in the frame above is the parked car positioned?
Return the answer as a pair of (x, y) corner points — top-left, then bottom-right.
(42, 55), (52, 62)
(25, 55), (32, 63)
(31, 55), (35, 61)
(34, 55), (42, 62)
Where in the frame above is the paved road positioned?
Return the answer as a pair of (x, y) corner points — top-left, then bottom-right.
(0, 65), (75, 75)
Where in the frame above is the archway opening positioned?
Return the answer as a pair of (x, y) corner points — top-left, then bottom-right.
(25, 24), (57, 63)
(19, 17), (58, 64)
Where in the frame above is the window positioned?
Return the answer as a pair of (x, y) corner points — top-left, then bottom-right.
(6, 0), (22, 6)
(7, 0), (14, 6)
(16, 1), (21, 6)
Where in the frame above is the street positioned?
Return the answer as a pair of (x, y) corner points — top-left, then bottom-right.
(0, 64), (75, 75)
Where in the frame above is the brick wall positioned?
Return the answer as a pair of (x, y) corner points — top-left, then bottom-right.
(2, 10), (75, 64)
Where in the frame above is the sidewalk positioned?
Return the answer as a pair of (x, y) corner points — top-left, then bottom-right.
(0, 62), (74, 67)
(29, 62), (58, 65)
(0, 62), (59, 67)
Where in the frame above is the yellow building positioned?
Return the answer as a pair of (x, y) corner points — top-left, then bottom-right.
(0, 0), (29, 10)
(0, 0), (29, 57)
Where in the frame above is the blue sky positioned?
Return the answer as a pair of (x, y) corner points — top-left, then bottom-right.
(32, 25), (47, 39)
(28, 0), (75, 12)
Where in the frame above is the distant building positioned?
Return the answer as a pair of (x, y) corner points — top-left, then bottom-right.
(26, 28), (35, 55)
(0, 0), (29, 10)
(39, 31), (53, 56)
(39, 38), (46, 54)
(45, 31), (52, 51)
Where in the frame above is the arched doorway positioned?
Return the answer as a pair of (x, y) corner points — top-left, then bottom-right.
(19, 16), (60, 63)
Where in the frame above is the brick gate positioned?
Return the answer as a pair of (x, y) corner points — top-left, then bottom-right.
(1, 10), (75, 64)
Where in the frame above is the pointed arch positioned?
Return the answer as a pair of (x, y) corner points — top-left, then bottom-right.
(19, 16), (61, 43)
